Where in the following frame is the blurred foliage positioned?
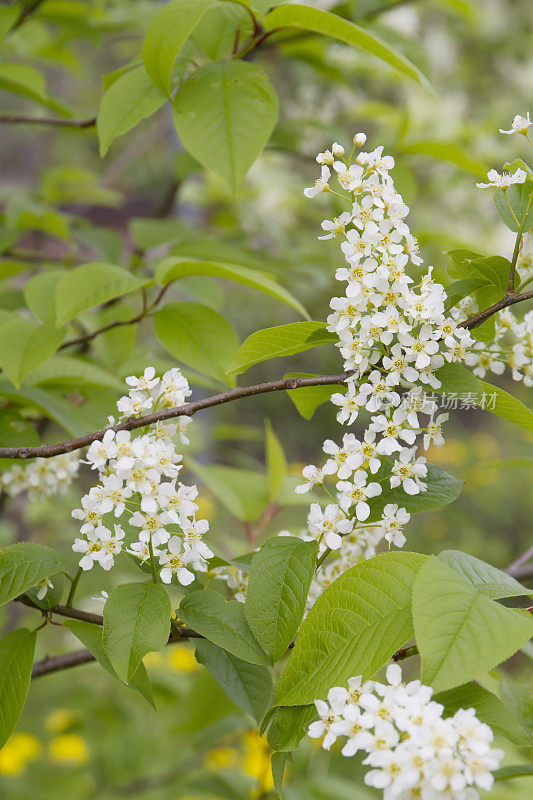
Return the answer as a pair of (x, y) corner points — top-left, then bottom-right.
(1, 0), (533, 797)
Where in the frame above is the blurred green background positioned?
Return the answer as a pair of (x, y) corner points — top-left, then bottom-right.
(1, 0), (532, 797)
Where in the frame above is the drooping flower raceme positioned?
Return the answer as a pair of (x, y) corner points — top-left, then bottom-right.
(298, 135), (475, 567)
(71, 367), (212, 584)
(308, 665), (504, 800)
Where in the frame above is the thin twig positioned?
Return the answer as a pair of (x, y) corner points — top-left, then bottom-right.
(9, 0), (45, 31)
(0, 115), (96, 128)
(458, 290), (533, 330)
(0, 373), (351, 460)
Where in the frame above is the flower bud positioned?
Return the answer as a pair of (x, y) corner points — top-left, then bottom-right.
(352, 132), (367, 147)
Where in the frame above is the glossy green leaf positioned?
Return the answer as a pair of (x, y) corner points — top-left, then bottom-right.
(438, 550), (531, 599)
(54, 263), (149, 327)
(173, 60), (278, 192)
(97, 64), (166, 156)
(0, 318), (64, 388)
(0, 629), (36, 748)
(155, 257), (309, 319)
(434, 362), (483, 395)
(227, 322), (336, 376)
(275, 552), (427, 706)
(366, 464), (463, 522)
(64, 619), (154, 707)
(179, 589), (270, 665)
(195, 639), (273, 722)
(154, 301), (239, 384)
(494, 180), (533, 232)
(245, 536), (318, 662)
(263, 4), (433, 90)
(413, 556), (533, 692)
(0, 543), (62, 606)
(103, 583), (171, 683)
(142, 0), (215, 95)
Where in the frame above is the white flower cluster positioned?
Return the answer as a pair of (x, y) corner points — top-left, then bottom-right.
(308, 664), (503, 800)
(1, 453), (79, 500)
(71, 367), (213, 584)
(299, 135), (473, 557)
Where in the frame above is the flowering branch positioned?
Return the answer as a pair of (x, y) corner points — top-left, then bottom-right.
(0, 373), (352, 460)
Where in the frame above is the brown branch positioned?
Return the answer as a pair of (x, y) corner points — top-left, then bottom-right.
(0, 115), (96, 128)
(0, 373), (351, 460)
(59, 312), (145, 352)
(15, 595), (104, 625)
(17, 595), (202, 678)
(458, 290), (533, 330)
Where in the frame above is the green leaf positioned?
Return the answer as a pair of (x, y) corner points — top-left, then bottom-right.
(172, 60), (278, 193)
(187, 458), (269, 522)
(0, 318), (64, 388)
(0, 380), (88, 437)
(494, 765), (533, 781)
(227, 322), (336, 376)
(412, 556), (533, 693)
(54, 263), (149, 327)
(178, 589), (270, 665)
(401, 140), (487, 177)
(23, 271), (63, 324)
(142, 0), (215, 95)
(263, 4), (433, 90)
(103, 583), (171, 683)
(480, 380), (533, 434)
(275, 552), (428, 706)
(245, 537), (318, 663)
(265, 420), (288, 501)
(285, 372), (345, 420)
(438, 550), (532, 599)
(366, 464), (463, 522)
(0, 410), (40, 449)
(434, 362), (482, 395)
(435, 682), (532, 746)
(447, 252), (510, 292)
(154, 302), (239, 385)
(265, 704), (318, 752)
(23, 355), (124, 392)
(97, 64), (166, 156)
(444, 278), (490, 312)
(0, 543), (62, 606)
(494, 181), (533, 232)
(195, 639), (273, 723)
(499, 675), (533, 739)
(0, 63), (69, 114)
(0, 629), (36, 748)
(271, 751), (288, 798)
(64, 619), (154, 707)
(155, 257), (309, 320)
